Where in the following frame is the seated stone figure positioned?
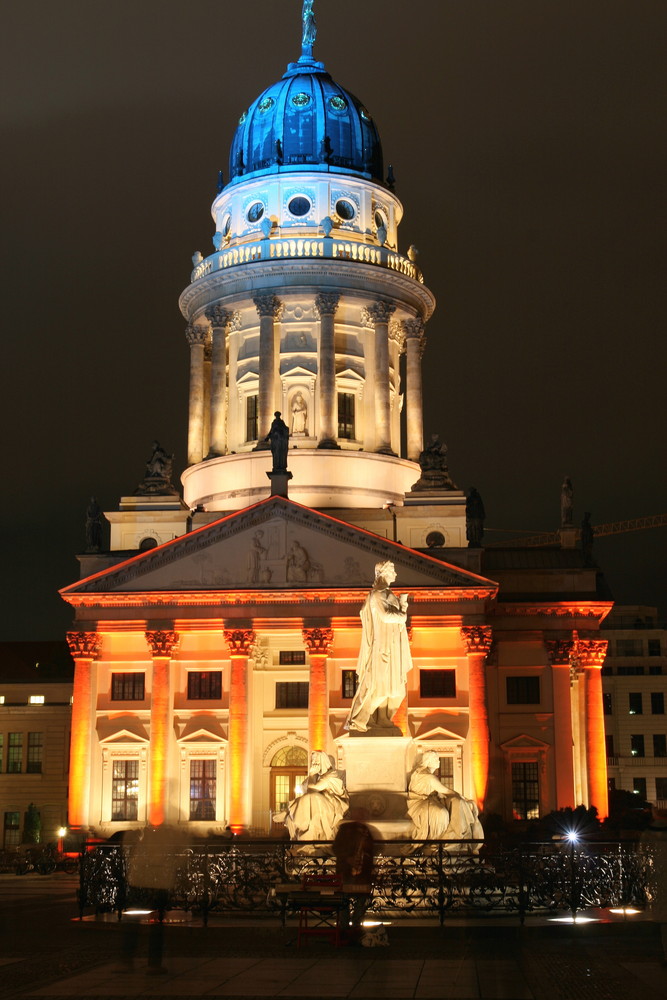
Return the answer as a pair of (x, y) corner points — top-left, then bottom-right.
(281, 751), (349, 842)
(408, 751), (483, 849)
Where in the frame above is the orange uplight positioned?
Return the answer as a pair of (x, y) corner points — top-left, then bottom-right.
(308, 654), (328, 752)
(585, 667), (608, 820)
(393, 696), (408, 736)
(68, 660), (92, 827)
(228, 656), (248, 832)
(149, 659), (170, 826)
(468, 655), (489, 809)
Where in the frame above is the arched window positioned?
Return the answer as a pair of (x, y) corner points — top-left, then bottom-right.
(269, 745), (308, 834)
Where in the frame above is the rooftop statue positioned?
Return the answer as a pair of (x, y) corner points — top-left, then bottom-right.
(412, 434), (457, 491)
(345, 561), (412, 735)
(302, 0), (317, 57)
(408, 751), (483, 851)
(279, 751), (349, 842)
(134, 441), (179, 496)
(265, 411), (290, 472)
(84, 496), (103, 553)
(465, 487), (485, 547)
(561, 476), (574, 527)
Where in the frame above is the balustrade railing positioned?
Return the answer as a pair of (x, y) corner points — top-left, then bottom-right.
(77, 838), (656, 926)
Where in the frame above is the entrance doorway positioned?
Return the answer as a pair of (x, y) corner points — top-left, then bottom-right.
(270, 746), (308, 835)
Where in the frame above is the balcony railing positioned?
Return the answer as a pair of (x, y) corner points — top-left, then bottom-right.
(190, 237), (424, 284)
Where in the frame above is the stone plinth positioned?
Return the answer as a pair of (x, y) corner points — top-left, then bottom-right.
(337, 736), (416, 839)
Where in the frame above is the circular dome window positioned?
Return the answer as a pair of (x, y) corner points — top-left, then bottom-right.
(221, 213), (232, 236)
(425, 531), (445, 549)
(139, 537), (158, 552)
(288, 196), (311, 218)
(360, 107), (372, 122)
(246, 201), (265, 223)
(374, 209), (387, 231)
(329, 95), (348, 112)
(292, 92), (311, 108)
(335, 198), (356, 221)
(258, 97), (275, 113)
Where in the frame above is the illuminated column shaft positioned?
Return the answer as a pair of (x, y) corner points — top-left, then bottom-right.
(253, 295), (282, 443)
(461, 626), (493, 809)
(205, 305), (230, 456)
(546, 639), (576, 808)
(66, 632), (101, 828)
(369, 301), (396, 454)
(225, 629), (255, 832)
(582, 643), (609, 819)
(315, 293), (340, 448)
(403, 319), (425, 462)
(303, 628), (333, 753)
(203, 340), (212, 458)
(186, 323), (208, 465)
(145, 631), (179, 826)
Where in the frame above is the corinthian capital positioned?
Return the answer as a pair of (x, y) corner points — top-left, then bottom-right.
(185, 323), (208, 347)
(205, 304), (231, 329)
(253, 294), (283, 319)
(572, 633), (608, 669)
(224, 628), (256, 655)
(66, 631), (101, 660)
(314, 292), (340, 318)
(145, 630), (180, 658)
(302, 627), (334, 656)
(545, 639), (575, 667)
(402, 317), (425, 339)
(460, 625), (493, 656)
(367, 300), (396, 324)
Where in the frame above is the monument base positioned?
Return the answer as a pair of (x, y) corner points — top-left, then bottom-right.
(336, 735), (416, 839)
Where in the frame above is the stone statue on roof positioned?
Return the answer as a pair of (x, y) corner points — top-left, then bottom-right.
(302, 1), (317, 56)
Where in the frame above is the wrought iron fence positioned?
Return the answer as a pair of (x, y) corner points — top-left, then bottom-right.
(78, 839), (656, 925)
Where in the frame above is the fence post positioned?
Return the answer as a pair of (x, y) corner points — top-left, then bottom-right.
(438, 841), (445, 925)
(202, 844), (210, 927)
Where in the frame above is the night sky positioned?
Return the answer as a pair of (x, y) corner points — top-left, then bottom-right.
(2, 0), (665, 640)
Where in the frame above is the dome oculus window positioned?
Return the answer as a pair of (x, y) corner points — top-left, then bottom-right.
(288, 196), (311, 218)
(258, 97), (275, 113)
(246, 201), (265, 223)
(221, 214), (232, 237)
(360, 107), (372, 122)
(335, 198), (356, 221)
(329, 95), (348, 112)
(291, 92), (311, 108)
(374, 209), (387, 231)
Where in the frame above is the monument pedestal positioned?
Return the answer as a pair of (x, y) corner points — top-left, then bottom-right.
(337, 736), (417, 839)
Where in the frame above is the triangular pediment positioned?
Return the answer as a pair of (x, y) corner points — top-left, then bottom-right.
(500, 734), (550, 751)
(62, 497), (497, 596)
(414, 724), (467, 742)
(178, 716), (227, 742)
(98, 716), (149, 743)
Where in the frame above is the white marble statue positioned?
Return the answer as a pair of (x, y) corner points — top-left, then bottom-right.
(408, 751), (483, 848)
(345, 560), (412, 734)
(281, 751), (349, 842)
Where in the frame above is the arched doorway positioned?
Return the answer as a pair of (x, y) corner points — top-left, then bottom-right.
(270, 746), (308, 835)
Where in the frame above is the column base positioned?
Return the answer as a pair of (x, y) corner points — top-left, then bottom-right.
(375, 446), (397, 457)
(266, 470), (293, 497)
(317, 439), (341, 450)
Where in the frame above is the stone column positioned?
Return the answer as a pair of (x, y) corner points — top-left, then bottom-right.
(576, 636), (609, 820)
(461, 625), (493, 809)
(66, 632), (101, 829)
(314, 293), (341, 449)
(145, 630), (180, 826)
(186, 322), (208, 465)
(403, 318), (425, 462)
(546, 638), (576, 809)
(368, 301), (396, 454)
(253, 294), (282, 446)
(303, 627), (333, 753)
(205, 304), (231, 457)
(224, 627), (256, 832)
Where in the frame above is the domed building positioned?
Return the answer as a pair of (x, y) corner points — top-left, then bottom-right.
(61, 7), (611, 837)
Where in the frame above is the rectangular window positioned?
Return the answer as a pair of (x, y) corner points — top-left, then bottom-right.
(3, 812), (20, 849)
(655, 777), (667, 799)
(437, 755), (455, 787)
(187, 672), (222, 700)
(28, 695), (45, 705)
(603, 692), (612, 715)
(632, 776), (647, 799)
(111, 672), (145, 701)
(111, 760), (139, 821)
(653, 734), (667, 758)
(275, 681), (309, 709)
(628, 692), (643, 715)
(189, 760), (216, 821)
(649, 666), (664, 676)
(337, 392), (355, 440)
(7, 733), (22, 773)
(506, 676), (540, 705)
(246, 394), (258, 442)
(648, 639), (662, 656)
(511, 761), (540, 820)
(420, 669), (456, 699)
(27, 732), (43, 774)
(601, 665), (613, 676)
(618, 666), (644, 676)
(651, 692), (665, 714)
(617, 639), (643, 657)
(342, 670), (358, 700)
(630, 734), (645, 757)
(279, 651), (306, 665)
(608, 777), (616, 793)
(605, 734), (615, 758)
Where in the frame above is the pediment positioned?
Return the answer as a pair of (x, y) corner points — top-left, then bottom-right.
(414, 723), (467, 742)
(500, 734), (550, 751)
(178, 716), (227, 742)
(62, 497), (497, 597)
(98, 716), (149, 743)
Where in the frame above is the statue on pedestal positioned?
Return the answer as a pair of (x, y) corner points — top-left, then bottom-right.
(465, 487), (485, 547)
(561, 477), (574, 526)
(280, 751), (349, 842)
(264, 411), (290, 472)
(345, 561), (412, 735)
(407, 751), (483, 849)
(411, 434), (457, 492)
(85, 496), (103, 552)
(134, 441), (179, 496)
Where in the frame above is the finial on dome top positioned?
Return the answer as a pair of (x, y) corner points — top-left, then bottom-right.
(301, 1), (317, 59)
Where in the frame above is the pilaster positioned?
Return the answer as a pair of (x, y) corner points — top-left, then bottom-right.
(66, 631), (101, 828)
(303, 627), (333, 753)
(461, 625), (493, 809)
(145, 630), (180, 826)
(224, 627), (256, 831)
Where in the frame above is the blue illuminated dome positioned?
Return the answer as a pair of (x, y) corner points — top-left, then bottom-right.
(229, 56), (384, 186)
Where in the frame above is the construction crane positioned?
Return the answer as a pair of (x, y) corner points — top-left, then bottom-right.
(486, 514), (667, 548)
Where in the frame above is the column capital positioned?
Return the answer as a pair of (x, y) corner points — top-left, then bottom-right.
(185, 322), (208, 347)
(253, 294), (283, 319)
(545, 638), (575, 667)
(302, 627), (334, 656)
(224, 628), (256, 655)
(205, 304), (232, 330)
(367, 300), (396, 324)
(66, 631), (101, 660)
(145, 630), (180, 658)
(460, 625), (493, 656)
(314, 292), (340, 318)
(572, 633), (608, 669)
(402, 317), (425, 339)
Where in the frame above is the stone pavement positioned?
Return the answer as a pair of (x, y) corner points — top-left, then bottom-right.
(2, 916), (666, 1000)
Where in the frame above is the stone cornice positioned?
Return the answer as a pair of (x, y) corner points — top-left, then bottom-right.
(492, 602), (613, 622)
